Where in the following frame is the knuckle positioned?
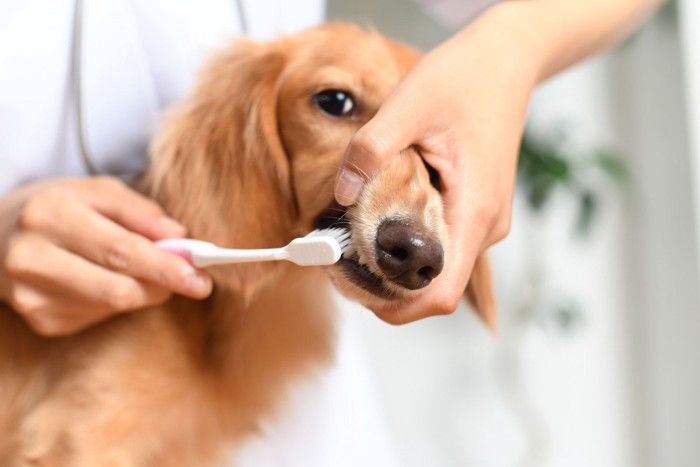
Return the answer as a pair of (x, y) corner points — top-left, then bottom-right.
(7, 293), (69, 338)
(10, 289), (45, 317)
(8, 288), (83, 337)
(473, 199), (501, 226)
(27, 317), (68, 337)
(18, 195), (54, 231)
(435, 301), (459, 316)
(491, 216), (512, 243)
(466, 201), (503, 243)
(93, 175), (125, 191)
(103, 241), (133, 270)
(4, 238), (36, 278)
(348, 131), (387, 170)
(377, 312), (405, 326)
(466, 197), (512, 246)
(103, 281), (139, 311)
(3, 247), (24, 278)
(431, 292), (461, 316)
(150, 287), (173, 307)
(157, 267), (182, 291)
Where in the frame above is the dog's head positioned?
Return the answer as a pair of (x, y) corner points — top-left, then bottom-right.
(146, 24), (495, 327)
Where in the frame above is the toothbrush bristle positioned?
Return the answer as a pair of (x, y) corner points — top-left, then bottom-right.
(307, 227), (351, 254)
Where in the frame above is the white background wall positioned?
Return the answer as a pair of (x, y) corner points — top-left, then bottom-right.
(330, 1), (700, 466)
(680, 0), (700, 268)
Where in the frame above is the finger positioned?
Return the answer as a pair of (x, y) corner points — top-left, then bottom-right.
(7, 241), (173, 333)
(9, 282), (97, 336)
(78, 177), (186, 240)
(44, 200), (212, 299)
(9, 237), (172, 311)
(10, 283), (165, 337)
(335, 99), (420, 206)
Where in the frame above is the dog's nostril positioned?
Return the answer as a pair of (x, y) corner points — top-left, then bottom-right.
(417, 266), (437, 281)
(375, 218), (444, 290)
(389, 247), (408, 261)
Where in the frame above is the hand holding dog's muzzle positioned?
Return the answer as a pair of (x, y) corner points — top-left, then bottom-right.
(333, 5), (543, 328)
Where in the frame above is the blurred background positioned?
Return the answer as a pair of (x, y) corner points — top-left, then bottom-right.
(326, 1), (700, 466)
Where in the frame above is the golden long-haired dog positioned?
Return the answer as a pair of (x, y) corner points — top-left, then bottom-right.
(0, 24), (494, 466)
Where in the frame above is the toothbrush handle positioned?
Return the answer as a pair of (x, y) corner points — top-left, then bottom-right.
(192, 247), (289, 267)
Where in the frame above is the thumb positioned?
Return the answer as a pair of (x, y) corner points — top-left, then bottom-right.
(334, 111), (412, 206)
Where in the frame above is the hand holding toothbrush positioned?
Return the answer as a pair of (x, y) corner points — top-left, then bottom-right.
(0, 177), (213, 336)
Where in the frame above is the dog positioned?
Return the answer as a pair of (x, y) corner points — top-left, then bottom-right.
(0, 24), (495, 466)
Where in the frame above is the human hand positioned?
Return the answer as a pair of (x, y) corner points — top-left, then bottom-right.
(0, 177), (212, 336)
(334, 5), (540, 324)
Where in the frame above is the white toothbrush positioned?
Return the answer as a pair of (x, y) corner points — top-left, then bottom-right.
(156, 228), (351, 268)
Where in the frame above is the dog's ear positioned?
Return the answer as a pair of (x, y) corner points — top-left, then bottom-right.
(145, 39), (294, 248)
(143, 39), (296, 296)
(465, 253), (497, 332)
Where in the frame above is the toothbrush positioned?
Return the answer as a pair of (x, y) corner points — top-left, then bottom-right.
(156, 228), (351, 268)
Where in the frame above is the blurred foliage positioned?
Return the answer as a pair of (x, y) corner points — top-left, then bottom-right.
(658, 0), (678, 29)
(534, 301), (585, 336)
(518, 131), (628, 237)
(621, 0), (678, 47)
(516, 130), (628, 334)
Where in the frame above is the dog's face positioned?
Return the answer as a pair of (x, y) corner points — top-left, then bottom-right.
(149, 24), (494, 325)
(274, 26), (447, 309)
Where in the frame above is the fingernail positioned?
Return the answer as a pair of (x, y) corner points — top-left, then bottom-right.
(186, 271), (211, 297)
(335, 170), (365, 206)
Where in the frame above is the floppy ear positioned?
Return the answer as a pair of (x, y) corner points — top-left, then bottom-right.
(144, 38), (294, 245)
(465, 253), (497, 332)
(142, 39), (296, 294)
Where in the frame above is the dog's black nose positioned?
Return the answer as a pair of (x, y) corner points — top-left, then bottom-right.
(375, 219), (444, 290)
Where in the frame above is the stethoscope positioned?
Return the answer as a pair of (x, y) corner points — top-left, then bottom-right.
(70, 0), (248, 175)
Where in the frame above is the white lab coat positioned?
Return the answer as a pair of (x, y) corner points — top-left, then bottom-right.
(0, 1), (398, 465)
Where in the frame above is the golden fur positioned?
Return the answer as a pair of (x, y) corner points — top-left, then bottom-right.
(0, 24), (494, 466)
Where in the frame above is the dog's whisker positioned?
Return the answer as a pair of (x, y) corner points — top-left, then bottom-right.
(345, 161), (370, 181)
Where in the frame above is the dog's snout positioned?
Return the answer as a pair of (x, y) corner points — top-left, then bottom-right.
(375, 219), (444, 290)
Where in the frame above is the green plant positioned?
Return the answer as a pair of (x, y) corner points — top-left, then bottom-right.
(518, 130), (628, 237)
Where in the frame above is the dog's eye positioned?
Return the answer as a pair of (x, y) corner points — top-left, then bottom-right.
(313, 90), (355, 117)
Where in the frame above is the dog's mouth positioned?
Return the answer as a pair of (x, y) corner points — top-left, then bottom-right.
(313, 201), (401, 300)
(313, 202), (444, 301)
(313, 200), (349, 230)
(336, 253), (398, 300)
